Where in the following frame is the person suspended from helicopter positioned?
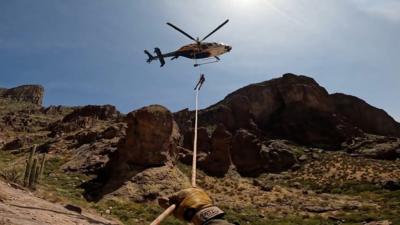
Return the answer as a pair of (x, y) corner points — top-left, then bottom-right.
(159, 188), (236, 225)
(194, 74), (206, 90)
(144, 19), (232, 67)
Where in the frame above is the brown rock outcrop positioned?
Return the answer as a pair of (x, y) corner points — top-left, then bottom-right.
(114, 105), (180, 167)
(84, 105), (180, 200)
(260, 140), (298, 172)
(346, 135), (400, 160)
(0, 85), (44, 105)
(62, 105), (120, 122)
(230, 130), (297, 176)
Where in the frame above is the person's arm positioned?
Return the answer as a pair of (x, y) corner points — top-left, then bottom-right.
(158, 188), (236, 225)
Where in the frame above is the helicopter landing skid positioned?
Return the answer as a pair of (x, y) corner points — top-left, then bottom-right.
(194, 59), (220, 67)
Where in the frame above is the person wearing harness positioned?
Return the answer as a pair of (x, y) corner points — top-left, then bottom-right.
(194, 74), (206, 90)
(158, 188), (237, 225)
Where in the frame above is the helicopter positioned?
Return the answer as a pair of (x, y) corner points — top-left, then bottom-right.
(144, 19), (232, 67)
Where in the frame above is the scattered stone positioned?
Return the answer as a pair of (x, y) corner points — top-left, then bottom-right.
(298, 154), (308, 161)
(312, 153), (320, 160)
(382, 179), (400, 191)
(64, 204), (82, 214)
(252, 179), (273, 192)
(304, 206), (335, 213)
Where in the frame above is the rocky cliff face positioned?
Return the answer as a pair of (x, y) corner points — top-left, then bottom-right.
(175, 74), (400, 150)
(0, 85), (44, 105)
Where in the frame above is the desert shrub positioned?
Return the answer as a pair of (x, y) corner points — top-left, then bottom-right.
(0, 167), (21, 183)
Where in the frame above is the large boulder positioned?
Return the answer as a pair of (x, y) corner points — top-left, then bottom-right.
(230, 129), (265, 176)
(331, 93), (400, 137)
(231, 129), (298, 176)
(84, 105), (181, 200)
(0, 85), (44, 105)
(115, 105), (180, 167)
(260, 140), (298, 172)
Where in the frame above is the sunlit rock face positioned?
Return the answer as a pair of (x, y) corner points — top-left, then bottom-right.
(0, 85), (44, 105)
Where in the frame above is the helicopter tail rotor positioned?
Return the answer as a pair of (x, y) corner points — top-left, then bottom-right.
(144, 48), (165, 67)
(154, 48), (166, 67)
(144, 50), (154, 63)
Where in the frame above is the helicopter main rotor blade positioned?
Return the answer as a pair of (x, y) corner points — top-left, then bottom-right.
(166, 22), (197, 42)
(200, 19), (229, 42)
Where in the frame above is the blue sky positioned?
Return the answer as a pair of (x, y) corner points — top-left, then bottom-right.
(0, 0), (399, 121)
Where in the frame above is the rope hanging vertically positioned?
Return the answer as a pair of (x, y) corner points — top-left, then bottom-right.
(150, 55), (203, 225)
(191, 53), (201, 188)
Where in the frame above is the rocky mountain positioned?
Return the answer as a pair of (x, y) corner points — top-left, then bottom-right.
(0, 85), (44, 105)
(0, 74), (399, 225)
(175, 73), (399, 148)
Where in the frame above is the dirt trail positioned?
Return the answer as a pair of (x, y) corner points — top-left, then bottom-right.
(0, 181), (119, 225)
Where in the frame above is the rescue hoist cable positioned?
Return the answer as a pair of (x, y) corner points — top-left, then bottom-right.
(192, 53), (201, 188)
(150, 53), (203, 225)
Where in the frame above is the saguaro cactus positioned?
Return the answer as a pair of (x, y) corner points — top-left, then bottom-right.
(23, 145), (36, 186)
(28, 158), (38, 188)
(23, 144), (46, 189)
(38, 153), (46, 182)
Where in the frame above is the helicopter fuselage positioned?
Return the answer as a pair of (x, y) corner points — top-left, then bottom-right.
(174, 42), (232, 59)
(145, 42), (232, 66)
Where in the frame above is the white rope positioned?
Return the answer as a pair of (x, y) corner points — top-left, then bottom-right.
(191, 50), (201, 188)
(150, 50), (203, 225)
(192, 85), (199, 187)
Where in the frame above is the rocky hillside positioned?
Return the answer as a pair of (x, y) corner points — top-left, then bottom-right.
(0, 74), (399, 225)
